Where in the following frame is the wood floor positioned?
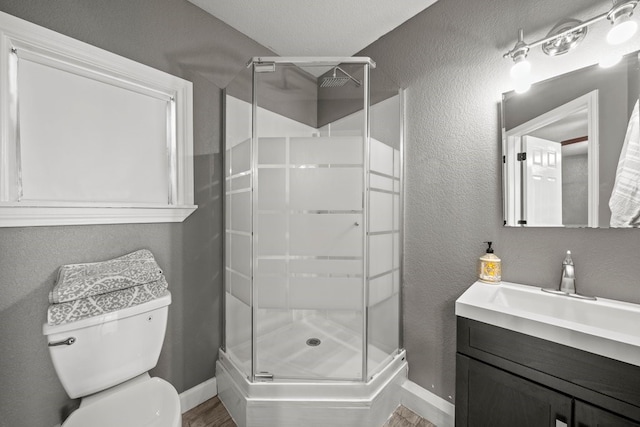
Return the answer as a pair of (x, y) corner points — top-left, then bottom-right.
(182, 397), (235, 427)
(182, 397), (436, 427)
(382, 405), (437, 427)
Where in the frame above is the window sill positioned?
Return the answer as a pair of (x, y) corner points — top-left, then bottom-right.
(0, 204), (198, 227)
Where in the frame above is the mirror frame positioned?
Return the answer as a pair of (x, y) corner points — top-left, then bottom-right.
(502, 91), (599, 227)
(501, 50), (640, 229)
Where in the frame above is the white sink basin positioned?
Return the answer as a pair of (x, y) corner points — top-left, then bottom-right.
(456, 281), (640, 366)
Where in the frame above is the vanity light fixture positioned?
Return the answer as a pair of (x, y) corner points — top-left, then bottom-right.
(541, 19), (589, 57)
(504, 0), (638, 92)
(509, 29), (532, 93)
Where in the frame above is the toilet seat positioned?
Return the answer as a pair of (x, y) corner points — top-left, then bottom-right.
(62, 376), (181, 427)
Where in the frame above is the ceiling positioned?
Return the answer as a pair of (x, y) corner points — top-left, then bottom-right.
(531, 109), (588, 142)
(530, 109), (588, 156)
(188, 0), (438, 58)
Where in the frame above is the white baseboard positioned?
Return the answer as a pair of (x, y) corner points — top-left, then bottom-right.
(400, 380), (455, 427)
(179, 377), (218, 413)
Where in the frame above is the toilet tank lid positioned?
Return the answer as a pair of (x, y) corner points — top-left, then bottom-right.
(43, 292), (171, 336)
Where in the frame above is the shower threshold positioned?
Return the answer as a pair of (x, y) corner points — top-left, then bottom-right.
(216, 348), (407, 427)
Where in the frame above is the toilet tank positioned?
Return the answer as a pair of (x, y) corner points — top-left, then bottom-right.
(43, 292), (171, 399)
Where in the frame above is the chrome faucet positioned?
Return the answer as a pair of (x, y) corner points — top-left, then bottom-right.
(541, 250), (596, 300)
(559, 250), (576, 294)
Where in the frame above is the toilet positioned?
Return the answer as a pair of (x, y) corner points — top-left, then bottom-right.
(43, 292), (181, 426)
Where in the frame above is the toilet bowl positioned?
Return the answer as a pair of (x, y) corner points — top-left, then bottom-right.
(43, 292), (180, 426)
(62, 374), (180, 427)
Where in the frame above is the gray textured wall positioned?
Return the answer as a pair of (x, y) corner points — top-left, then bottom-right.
(0, 1), (274, 426)
(360, 0), (640, 404)
(562, 153), (588, 226)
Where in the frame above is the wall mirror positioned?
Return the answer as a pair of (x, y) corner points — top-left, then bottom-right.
(502, 50), (640, 228)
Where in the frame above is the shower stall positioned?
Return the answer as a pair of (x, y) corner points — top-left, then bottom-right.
(219, 57), (405, 426)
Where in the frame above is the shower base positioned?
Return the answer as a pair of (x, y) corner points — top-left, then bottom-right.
(226, 313), (393, 380)
(216, 347), (407, 427)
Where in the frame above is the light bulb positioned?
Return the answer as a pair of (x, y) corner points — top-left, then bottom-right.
(607, 15), (638, 45)
(514, 79), (531, 94)
(511, 57), (531, 93)
(600, 52), (623, 68)
(510, 59), (531, 80)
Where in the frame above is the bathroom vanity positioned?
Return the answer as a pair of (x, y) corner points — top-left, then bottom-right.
(455, 281), (640, 426)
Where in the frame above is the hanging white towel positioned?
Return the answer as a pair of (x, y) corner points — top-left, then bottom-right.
(609, 99), (640, 227)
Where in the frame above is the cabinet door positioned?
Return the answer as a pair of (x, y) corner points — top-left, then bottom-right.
(575, 401), (640, 427)
(456, 355), (572, 427)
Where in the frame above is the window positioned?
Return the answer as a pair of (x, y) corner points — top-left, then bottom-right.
(0, 12), (196, 227)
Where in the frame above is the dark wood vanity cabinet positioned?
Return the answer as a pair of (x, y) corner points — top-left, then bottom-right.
(458, 355), (572, 426)
(455, 317), (640, 427)
(575, 401), (640, 427)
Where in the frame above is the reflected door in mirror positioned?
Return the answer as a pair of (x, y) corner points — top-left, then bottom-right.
(523, 136), (563, 226)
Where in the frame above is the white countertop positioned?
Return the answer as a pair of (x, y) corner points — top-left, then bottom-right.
(455, 281), (640, 367)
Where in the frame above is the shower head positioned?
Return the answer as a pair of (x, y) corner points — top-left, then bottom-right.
(320, 75), (350, 88)
(320, 66), (362, 88)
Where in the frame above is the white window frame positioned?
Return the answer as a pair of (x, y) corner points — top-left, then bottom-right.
(0, 11), (196, 227)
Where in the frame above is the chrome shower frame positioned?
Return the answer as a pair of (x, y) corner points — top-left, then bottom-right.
(247, 56), (376, 68)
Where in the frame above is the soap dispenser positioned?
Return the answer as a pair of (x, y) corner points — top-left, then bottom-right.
(478, 241), (501, 284)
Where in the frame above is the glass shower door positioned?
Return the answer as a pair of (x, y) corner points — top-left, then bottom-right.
(367, 90), (403, 379)
(223, 66), (254, 378)
(253, 62), (366, 381)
